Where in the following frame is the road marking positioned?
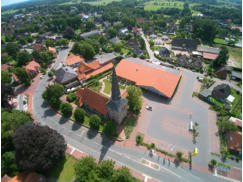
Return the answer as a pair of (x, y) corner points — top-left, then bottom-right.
(215, 174), (240, 182)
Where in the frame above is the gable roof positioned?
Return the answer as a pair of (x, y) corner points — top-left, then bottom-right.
(9, 172), (45, 182)
(172, 38), (198, 50)
(48, 47), (56, 54)
(94, 53), (117, 65)
(23, 60), (41, 72)
(76, 87), (108, 115)
(197, 46), (221, 54)
(229, 117), (242, 128)
(126, 39), (139, 49)
(66, 54), (84, 66)
(232, 71), (242, 80)
(226, 132), (242, 152)
(33, 44), (44, 51)
(109, 37), (121, 44)
(159, 48), (170, 56)
(203, 52), (218, 60)
(116, 58), (181, 98)
(1, 64), (11, 70)
(54, 66), (77, 84)
(212, 84), (231, 99)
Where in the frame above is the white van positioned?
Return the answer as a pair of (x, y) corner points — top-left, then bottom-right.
(189, 121), (193, 131)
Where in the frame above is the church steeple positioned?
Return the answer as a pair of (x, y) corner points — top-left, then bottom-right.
(111, 64), (121, 101)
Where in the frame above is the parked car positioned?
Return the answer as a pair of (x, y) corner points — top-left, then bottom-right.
(40, 75), (44, 79)
(146, 105), (152, 111)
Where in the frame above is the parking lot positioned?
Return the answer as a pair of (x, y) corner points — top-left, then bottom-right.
(135, 69), (215, 165)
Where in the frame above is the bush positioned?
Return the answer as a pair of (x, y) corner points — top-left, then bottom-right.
(208, 159), (217, 169)
(60, 102), (73, 117)
(151, 143), (155, 149)
(40, 68), (46, 74)
(89, 114), (101, 130)
(136, 135), (143, 145)
(67, 92), (78, 102)
(176, 152), (183, 161)
(103, 120), (117, 137)
(74, 108), (85, 123)
(48, 71), (53, 77)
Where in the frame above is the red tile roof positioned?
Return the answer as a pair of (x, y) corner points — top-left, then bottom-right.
(76, 61), (112, 81)
(116, 59), (182, 98)
(66, 54), (84, 66)
(48, 47), (56, 54)
(1, 174), (12, 182)
(76, 87), (109, 115)
(226, 132), (242, 152)
(33, 44), (44, 51)
(229, 117), (242, 128)
(12, 73), (19, 82)
(1, 64), (11, 70)
(9, 172), (45, 182)
(203, 52), (218, 60)
(23, 60), (41, 72)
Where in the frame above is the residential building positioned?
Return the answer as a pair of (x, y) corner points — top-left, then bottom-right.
(33, 44), (44, 51)
(197, 46), (220, 60)
(199, 88), (211, 101)
(171, 38), (198, 51)
(161, 35), (170, 41)
(48, 47), (56, 54)
(115, 58), (182, 99)
(119, 28), (129, 36)
(159, 48), (170, 57)
(65, 54), (84, 68)
(54, 66), (78, 85)
(80, 30), (103, 39)
(231, 71), (242, 81)
(136, 18), (145, 24)
(212, 84), (231, 102)
(3, 172), (46, 182)
(215, 66), (232, 79)
(126, 39), (139, 49)
(109, 36), (121, 44)
(229, 117), (242, 129)
(23, 60), (41, 78)
(226, 132), (242, 154)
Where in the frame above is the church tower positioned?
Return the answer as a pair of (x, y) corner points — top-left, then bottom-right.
(106, 64), (128, 124)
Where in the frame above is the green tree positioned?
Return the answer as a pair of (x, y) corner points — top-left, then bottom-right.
(176, 152), (183, 162)
(45, 39), (55, 47)
(16, 51), (32, 66)
(2, 70), (12, 83)
(97, 160), (115, 179)
(103, 120), (117, 137)
(48, 71), (54, 78)
(126, 86), (142, 114)
(181, 2), (191, 17)
(42, 83), (64, 109)
(112, 166), (137, 182)
(72, 42), (95, 60)
(5, 42), (19, 58)
(63, 27), (75, 39)
(32, 49), (41, 60)
(60, 102), (73, 117)
(40, 50), (54, 68)
(89, 114), (101, 130)
(67, 92), (77, 102)
(74, 108), (85, 123)
(18, 37), (27, 45)
(1, 151), (18, 177)
(192, 18), (217, 43)
(75, 156), (97, 182)
(114, 42), (122, 53)
(14, 68), (31, 86)
(57, 38), (69, 47)
(212, 46), (229, 68)
(108, 27), (118, 38)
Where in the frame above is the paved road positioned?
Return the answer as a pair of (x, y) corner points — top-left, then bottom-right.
(32, 47), (232, 182)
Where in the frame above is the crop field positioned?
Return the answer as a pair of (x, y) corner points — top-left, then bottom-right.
(143, 0), (200, 13)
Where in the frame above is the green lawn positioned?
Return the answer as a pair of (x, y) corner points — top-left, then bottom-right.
(230, 88), (242, 119)
(85, 0), (121, 6)
(119, 84), (126, 90)
(46, 155), (78, 182)
(124, 117), (137, 139)
(103, 79), (111, 94)
(89, 81), (102, 92)
(208, 96), (224, 107)
(228, 46), (242, 68)
(214, 38), (226, 45)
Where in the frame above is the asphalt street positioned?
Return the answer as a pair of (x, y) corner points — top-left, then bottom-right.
(32, 44), (233, 182)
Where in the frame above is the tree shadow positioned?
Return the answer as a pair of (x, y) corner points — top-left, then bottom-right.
(43, 108), (56, 118)
(72, 122), (82, 131)
(86, 128), (98, 139)
(59, 116), (69, 124)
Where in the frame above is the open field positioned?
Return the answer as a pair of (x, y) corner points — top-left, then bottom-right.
(47, 154), (78, 182)
(84, 0), (121, 6)
(143, 0), (200, 13)
(228, 46), (242, 68)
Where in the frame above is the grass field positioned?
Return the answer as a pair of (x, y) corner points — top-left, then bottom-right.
(2, 9), (18, 15)
(104, 79), (111, 94)
(47, 155), (78, 182)
(85, 0), (121, 6)
(144, 0), (200, 13)
(230, 88), (242, 119)
(124, 117), (137, 139)
(214, 38), (226, 45)
(228, 46), (242, 68)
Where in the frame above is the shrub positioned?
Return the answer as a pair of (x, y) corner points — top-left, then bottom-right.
(151, 143), (155, 149)
(176, 152), (183, 161)
(208, 159), (217, 169)
(136, 135), (143, 145)
(74, 108), (85, 123)
(103, 120), (117, 137)
(89, 114), (101, 130)
(60, 102), (73, 117)
(67, 92), (78, 103)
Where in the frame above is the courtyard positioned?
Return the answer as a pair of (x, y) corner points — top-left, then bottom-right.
(131, 68), (219, 166)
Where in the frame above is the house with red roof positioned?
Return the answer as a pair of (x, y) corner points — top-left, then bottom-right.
(48, 47), (56, 54)
(33, 44), (44, 51)
(3, 172), (46, 182)
(226, 131), (242, 154)
(65, 54), (84, 67)
(23, 60), (41, 78)
(115, 58), (182, 99)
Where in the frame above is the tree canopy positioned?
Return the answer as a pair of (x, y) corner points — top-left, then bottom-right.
(72, 42), (96, 60)
(13, 123), (66, 173)
(74, 108), (85, 123)
(60, 102), (73, 117)
(5, 42), (19, 58)
(2, 70), (12, 84)
(212, 46), (229, 68)
(14, 67), (31, 86)
(126, 86), (143, 114)
(16, 51), (32, 66)
(89, 114), (101, 130)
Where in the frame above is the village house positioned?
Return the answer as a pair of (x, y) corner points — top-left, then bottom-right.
(80, 29), (103, 39)
(197, 46), (220, 60)
(171, 38), (198, 52)
(65, 54), (84, 68)
(215, 66), (232, 79)
(159, 47), (170, 57)
(54, 66), (78, 86)
(226, 132), (242, 155)
(212, 84), (231, 102)
(23, 60), (41, 79)
(231, 70), (242, 81)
